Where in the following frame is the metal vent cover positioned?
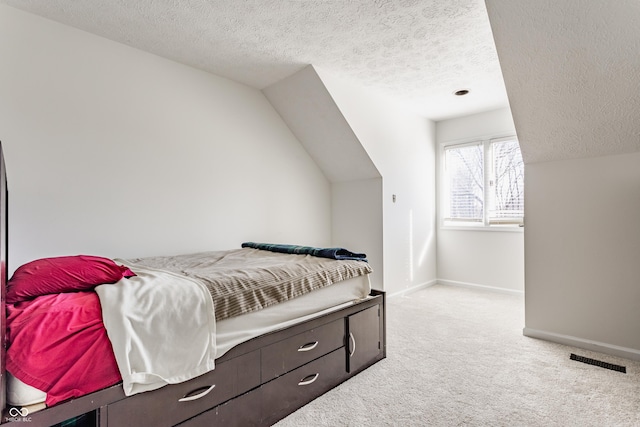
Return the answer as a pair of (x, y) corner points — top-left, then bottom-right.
(570, 353), (627, 373)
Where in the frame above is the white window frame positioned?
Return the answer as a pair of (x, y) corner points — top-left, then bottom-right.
(439, 135), (524, 231)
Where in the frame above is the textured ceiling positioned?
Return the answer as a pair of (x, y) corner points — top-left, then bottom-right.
(0, 0), (509, 121)
(486, 0), (640, 163)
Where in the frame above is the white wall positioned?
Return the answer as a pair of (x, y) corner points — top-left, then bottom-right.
(263, 66), (383, 289)
(436, 108), (524, 293)
(524, 153), (640, 357)
(0, 5), (331, 273)
(486, 0), (640, 359)
(316, 69), (437, 296)
(331, 178), (383, 289)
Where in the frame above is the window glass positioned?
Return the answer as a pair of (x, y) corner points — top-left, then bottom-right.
(489, 139), (524, 224)
(443, 137), (524, 227)
(444, 143), (484, 222)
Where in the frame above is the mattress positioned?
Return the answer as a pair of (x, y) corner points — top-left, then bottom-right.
(123, 248), (372, 321)
(8, 274), (371, 407)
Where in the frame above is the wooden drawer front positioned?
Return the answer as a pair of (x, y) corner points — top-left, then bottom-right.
(261, 347), (347, 425)
(107, 350), (260, 427)
(177, 389), (262, 427)
(262, 318), (344, 381)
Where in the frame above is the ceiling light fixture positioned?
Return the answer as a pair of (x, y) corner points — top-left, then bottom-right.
(453, 89), (470, 96)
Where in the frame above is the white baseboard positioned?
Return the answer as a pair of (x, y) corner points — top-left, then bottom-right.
(437, 279), (524, 296)
(523, 327), (640, 362)
(387, 279), (438, 299)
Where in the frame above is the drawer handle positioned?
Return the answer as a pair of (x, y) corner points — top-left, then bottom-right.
(297, 341), (319, 352)
(298, 373), (319, 386)
(349, 332), (356, 357)
(178, 384), (216, 402)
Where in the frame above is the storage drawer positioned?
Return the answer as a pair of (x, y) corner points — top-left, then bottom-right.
(107, 350), (260, 427)
(261, 347), (347, 425)
(177, 389), (262, 427)
(261, 318), (344, 381)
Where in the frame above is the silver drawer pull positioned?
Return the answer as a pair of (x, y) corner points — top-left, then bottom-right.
(349, 332), (356, 357)
(297, 341), (319, 352)
(298, 373), (319, 386)
(178, 384), (216, 402)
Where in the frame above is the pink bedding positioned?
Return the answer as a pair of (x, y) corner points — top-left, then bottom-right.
(6, 291), (121, 406)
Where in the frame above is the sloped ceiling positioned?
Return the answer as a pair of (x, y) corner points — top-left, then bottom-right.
(264, 66), (380, 183)
(0, 0), (508, 121)
(485, 0), (640, 164)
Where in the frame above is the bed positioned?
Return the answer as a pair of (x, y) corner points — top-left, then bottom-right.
(0, 144), (386, 427)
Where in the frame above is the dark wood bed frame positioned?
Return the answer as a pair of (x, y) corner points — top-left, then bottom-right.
(0, 143), (386, 427)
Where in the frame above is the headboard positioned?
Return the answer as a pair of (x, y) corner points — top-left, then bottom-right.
(1, 141), (7, 414)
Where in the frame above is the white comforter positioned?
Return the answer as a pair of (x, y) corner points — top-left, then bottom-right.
(95, 264), (216, 396)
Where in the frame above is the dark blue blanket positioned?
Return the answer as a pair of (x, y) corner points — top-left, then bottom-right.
(241, 242), (368, 262)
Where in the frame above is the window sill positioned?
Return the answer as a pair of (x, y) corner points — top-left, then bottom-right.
(440, 225), (524, 233)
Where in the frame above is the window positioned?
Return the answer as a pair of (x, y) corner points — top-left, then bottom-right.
(442, 136), (524, 227)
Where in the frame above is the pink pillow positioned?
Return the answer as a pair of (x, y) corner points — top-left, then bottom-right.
(7, 255), (136, 304)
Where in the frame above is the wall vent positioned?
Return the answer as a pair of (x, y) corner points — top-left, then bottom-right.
(570, 353), (626, 373)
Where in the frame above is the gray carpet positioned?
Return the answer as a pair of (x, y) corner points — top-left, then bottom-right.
(274, 285), (640, 427)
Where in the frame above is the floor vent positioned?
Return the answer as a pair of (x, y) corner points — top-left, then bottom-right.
(570, 353), (626, 373)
